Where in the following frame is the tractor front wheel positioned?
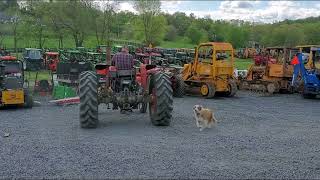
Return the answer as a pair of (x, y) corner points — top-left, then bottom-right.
(201, 83), (215, 98)
(79, 71), (99, 128)
(149, 72), (173, 126)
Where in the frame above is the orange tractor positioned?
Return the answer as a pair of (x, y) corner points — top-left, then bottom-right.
(239, 47), (298, 94)
(182, 42), (237, 98)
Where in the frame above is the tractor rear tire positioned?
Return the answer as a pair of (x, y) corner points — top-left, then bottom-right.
(173, 75), (185, 98)
(79, 71), (99, 128)
(149, 72), (173, 126)
(226, 79), (237, 97)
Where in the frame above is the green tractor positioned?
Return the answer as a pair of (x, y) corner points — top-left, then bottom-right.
(56, 50), (92, 86)
(86, 52), (105, 64)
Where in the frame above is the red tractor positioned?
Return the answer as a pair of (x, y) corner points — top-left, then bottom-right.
(79, 62), (173, 128)
(43, 52), (59, 72)
(134, 48), (185, 98)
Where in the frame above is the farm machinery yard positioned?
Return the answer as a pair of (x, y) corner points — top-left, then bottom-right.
(0, 42), (319, 179)
(2, 0), (320, 178)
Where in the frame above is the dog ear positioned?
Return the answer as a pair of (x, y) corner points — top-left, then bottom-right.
(198, 106), (202, 111)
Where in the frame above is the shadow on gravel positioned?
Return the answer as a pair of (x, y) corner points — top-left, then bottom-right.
(0, 105), (23, 111)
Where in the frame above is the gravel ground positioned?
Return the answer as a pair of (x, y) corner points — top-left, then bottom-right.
(0, 91), (320, 179)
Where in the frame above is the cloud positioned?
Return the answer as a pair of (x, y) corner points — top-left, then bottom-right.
(116, 0), (320, 23)
(220, 1), (255, 10)
(119, 2), (136, 13)
(118, 1), (182, 14)
(207, 1), (320, 23)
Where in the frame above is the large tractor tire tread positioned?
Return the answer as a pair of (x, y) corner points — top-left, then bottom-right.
(173, 75), (185, 98)
(79, 71), (99, 128)
(149, 72), (173, 126)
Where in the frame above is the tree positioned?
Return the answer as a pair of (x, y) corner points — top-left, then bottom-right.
(5, 6), (22, 53)
(134, 15), (167, 46)
(186, 23), (207, 44)
(170, 12), (191, 36)
(0, 31), (4, 47)
(58, 0), (95, 47)
(21, 1), (48, 49)
(45, 2), (67, 48)
(133, 0), (166, 46)
(164, 25), (177, 41)
(93, 0), (118, 45)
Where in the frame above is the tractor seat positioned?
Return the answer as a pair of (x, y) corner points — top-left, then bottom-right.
(117, 69), (136, 77)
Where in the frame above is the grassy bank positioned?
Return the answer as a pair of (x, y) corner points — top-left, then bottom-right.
(235, 58), (252, 70)
(2, 35), (196, 49)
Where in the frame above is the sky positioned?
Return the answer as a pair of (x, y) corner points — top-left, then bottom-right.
(116, 1), (320, 23)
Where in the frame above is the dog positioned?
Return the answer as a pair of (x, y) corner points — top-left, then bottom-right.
(193, 105), (217, 131)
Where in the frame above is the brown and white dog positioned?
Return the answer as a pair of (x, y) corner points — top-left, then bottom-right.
(193, 105), (218, 131)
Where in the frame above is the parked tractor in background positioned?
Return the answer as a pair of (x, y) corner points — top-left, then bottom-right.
(296, 45), (320, 70)
(44, 52), (59, 72)
(112, 45), (123, 54)
(0, 48), (10, 56)
(86, 52), (105, 64)
(239, 47), (298, 94)
(135, 47), (185, 98)
(79, 63), (173, 128)
(23, 48), (43, 71)
(291, 52), (320, 98)
(56, 50), (92, 86)
(235, 47), (257, 59)
(97, 45), (107, 53)
(182, 42), (238, 98)
(0, 56), (33, 108)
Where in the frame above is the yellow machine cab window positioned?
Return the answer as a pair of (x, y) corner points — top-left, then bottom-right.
(197, 45), (213, 64)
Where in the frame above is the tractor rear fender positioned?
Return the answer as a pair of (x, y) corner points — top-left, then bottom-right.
(136, 64), (161, 90)
(136, 64), (148, 90)
(95, 64), (110, 76)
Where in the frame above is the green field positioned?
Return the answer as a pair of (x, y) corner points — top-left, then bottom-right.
(235, 58), (253, 70)
(2, 35), (196, 49)
(25, 71), (52, 82)
(2, 35), (100, 49)
(160, 37), (195, 48)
